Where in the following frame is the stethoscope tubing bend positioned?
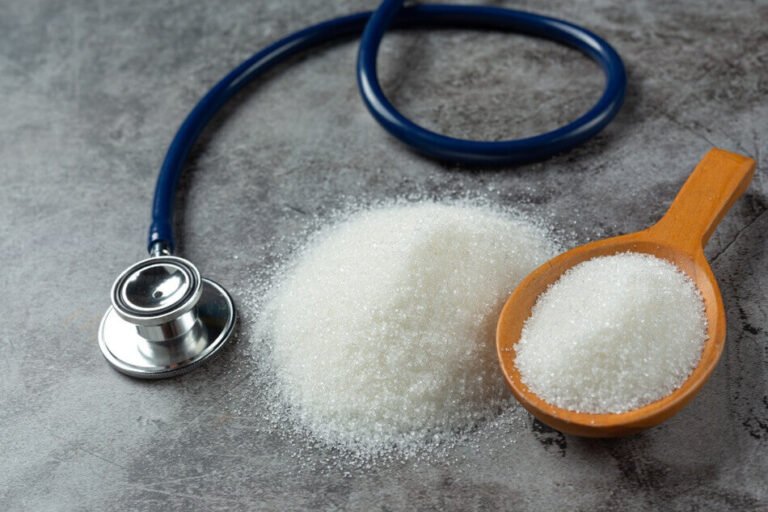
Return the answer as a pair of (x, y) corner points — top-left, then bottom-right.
(148, 0), (626, 253)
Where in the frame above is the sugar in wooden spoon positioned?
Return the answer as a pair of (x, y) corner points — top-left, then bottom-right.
(497, 148), (756, 437)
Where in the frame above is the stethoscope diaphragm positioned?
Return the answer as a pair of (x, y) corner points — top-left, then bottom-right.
(98, 256), (236, 379)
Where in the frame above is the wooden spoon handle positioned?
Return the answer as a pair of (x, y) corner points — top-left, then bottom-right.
(647, 148), (756, 251)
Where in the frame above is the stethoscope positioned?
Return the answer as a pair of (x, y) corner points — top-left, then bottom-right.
(98, 0), (626, 379)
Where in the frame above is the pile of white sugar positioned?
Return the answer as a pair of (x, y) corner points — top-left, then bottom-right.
(516, 252), (707, 414)
(266, 202), (558, 452)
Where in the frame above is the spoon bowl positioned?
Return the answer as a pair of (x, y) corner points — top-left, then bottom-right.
(497, 148), (755, 437)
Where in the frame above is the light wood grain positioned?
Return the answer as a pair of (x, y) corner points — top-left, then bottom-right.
(496, 148), (756, 437)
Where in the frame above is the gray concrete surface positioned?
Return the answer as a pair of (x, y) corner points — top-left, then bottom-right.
(1, 0), (767, 510)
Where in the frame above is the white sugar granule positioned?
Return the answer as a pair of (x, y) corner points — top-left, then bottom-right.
(266, 202), (558, 453)
(516, 252), (707, 414)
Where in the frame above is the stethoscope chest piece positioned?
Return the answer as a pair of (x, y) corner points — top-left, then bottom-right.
(98, 256), (236, 379)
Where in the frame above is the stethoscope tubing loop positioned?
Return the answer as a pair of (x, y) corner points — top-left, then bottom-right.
(148, 1), (626, 253)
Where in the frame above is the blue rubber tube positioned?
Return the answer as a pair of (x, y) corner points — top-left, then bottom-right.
(148, 1), (626, 253)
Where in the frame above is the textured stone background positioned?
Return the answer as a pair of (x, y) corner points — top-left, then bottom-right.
(1, 1), (766, 510)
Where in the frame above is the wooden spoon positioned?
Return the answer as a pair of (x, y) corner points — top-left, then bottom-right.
(497, 148), (756, 437)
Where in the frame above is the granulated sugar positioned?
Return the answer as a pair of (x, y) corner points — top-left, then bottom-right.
(266, 202), (557, 453)
(516, 252), (707, 414)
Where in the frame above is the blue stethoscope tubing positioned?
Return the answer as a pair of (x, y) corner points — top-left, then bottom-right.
(148, 0), (626, 253)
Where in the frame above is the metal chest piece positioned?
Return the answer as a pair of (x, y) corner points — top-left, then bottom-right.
(98, 255), (236, 379)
